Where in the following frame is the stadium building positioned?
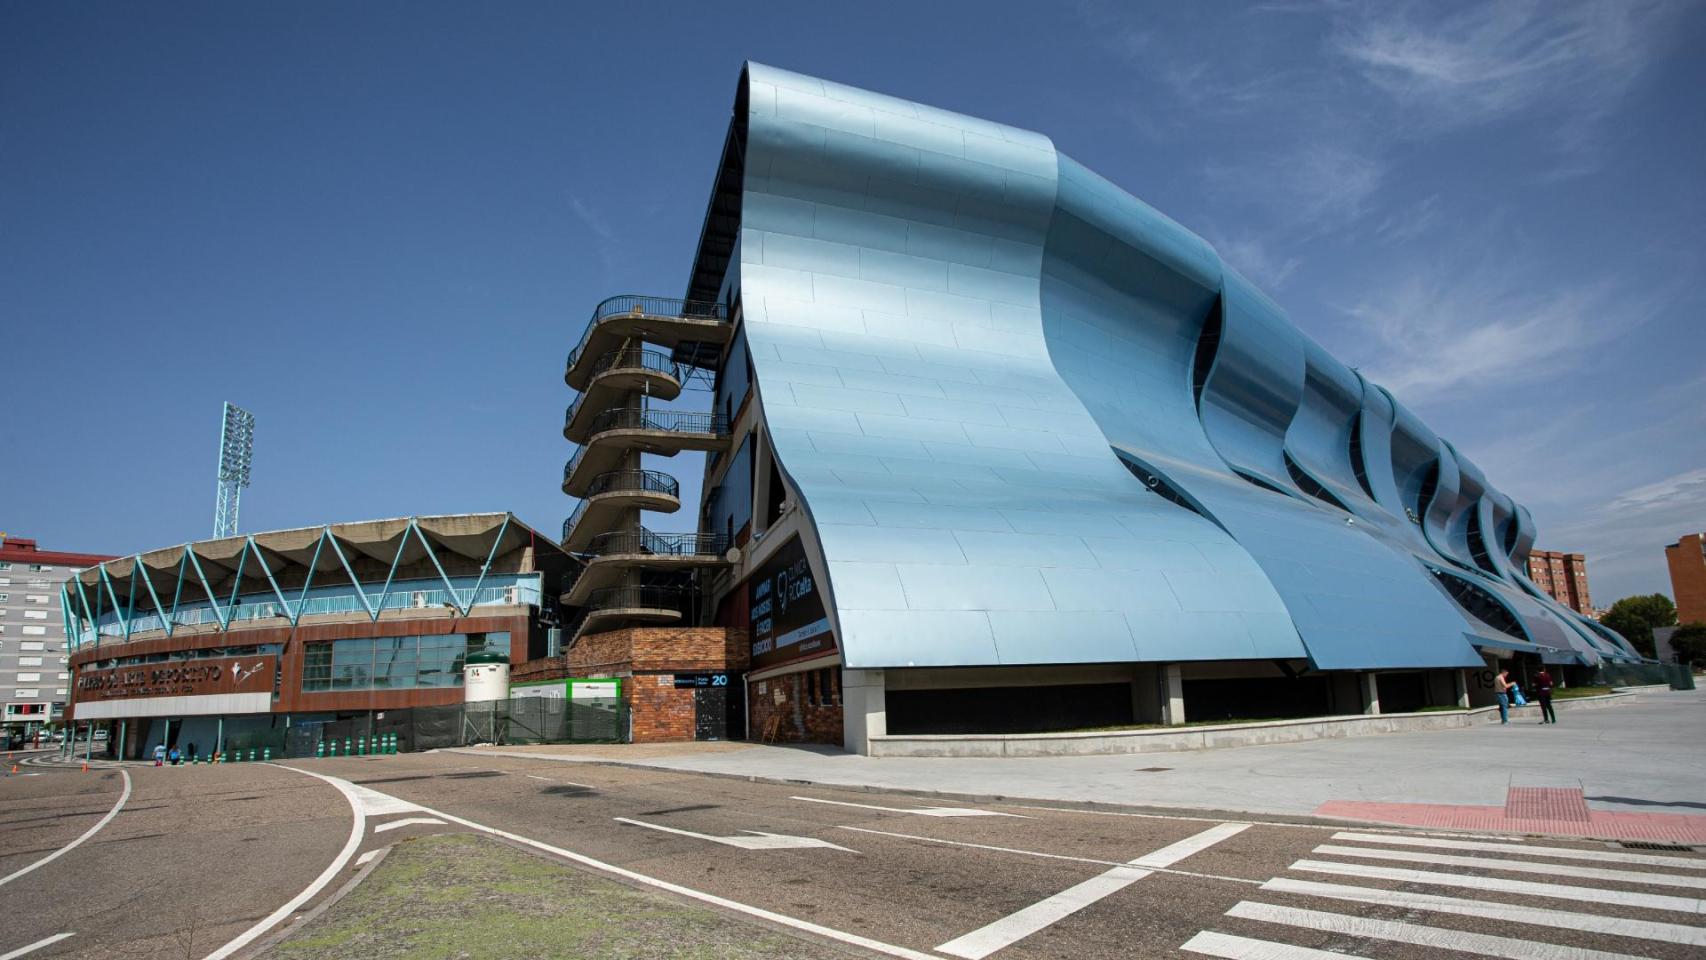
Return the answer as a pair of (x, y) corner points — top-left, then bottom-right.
(61, 514), (573, 758)
(553, 63), (1649, 755)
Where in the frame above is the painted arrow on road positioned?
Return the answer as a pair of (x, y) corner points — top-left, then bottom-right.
(614, 817), (857, 851)
(791, 796), (1027, 818)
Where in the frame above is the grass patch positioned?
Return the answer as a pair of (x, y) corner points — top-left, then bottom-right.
(266, 833), (839, 959)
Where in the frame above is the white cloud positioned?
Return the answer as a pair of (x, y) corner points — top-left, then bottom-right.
(1372, 193), (1442, 245)
(1203, 143), (1384, 231)
(1340, 258), (1635, 403)
(1541, 465), (1706, 602)
(1210, 232), (1303, 289)
(1333, 0), (1684, 169)
(568, 193), (617, 275)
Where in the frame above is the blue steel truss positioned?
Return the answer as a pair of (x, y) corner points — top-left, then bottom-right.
(62, 517), (527, 650)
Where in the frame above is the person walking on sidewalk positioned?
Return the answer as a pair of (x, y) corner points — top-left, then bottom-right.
(1535, 669), (1557, 725)
(1494, 669), (1513, 724)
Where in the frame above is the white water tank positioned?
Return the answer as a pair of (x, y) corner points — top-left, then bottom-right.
(463, 652), (511, 704)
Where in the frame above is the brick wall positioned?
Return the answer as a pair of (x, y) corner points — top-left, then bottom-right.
(628, 678), (698, 742)
(514, 626), (748, 743)
(1669, 534), (1706, 625)
(749, 668), (843, 746)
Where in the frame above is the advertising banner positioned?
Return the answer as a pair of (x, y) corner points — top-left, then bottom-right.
(748, 535), (835, 670)
(73, 655), (276, 702)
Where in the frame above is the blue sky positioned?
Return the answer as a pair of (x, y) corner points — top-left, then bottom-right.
(3, 1), (1702, 605)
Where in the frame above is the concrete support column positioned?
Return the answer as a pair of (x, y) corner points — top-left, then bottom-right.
(841, 669), (886, 755)
(1454, 670), (1470, 709)
(1361, 672), (1381, 715)
(1131, 665), (1162, 725)
(1161, 664), (1185, 726)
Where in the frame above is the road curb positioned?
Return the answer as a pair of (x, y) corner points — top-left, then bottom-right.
(228, 845), (392, 960)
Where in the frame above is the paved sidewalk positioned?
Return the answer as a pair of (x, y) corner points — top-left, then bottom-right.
(462, 689), (1706, 833)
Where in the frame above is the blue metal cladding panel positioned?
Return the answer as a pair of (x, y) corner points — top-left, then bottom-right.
(728, 63), (1636, 671)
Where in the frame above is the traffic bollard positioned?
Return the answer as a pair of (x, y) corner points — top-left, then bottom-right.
(344, 737), (352, 756)
(262, 747), (271, 762)
(315, 741), (325, 759)
(248, 748), (256, 762)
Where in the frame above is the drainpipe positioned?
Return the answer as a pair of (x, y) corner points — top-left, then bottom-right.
(742, 672), (751, 741)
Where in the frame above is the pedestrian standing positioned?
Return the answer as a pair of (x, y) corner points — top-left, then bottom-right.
(153, 742), (166, 766)
(168, 746), (180, 766)
(1494, 669), (1512, 724)
(1535, 669), (1557, 725)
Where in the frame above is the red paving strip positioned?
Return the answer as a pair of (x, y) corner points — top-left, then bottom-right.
(1313, 799), (1706, 843)
(1505, 786), (1593, 822)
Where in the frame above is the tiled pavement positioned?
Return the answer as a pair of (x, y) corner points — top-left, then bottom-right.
(1316, 786), (1706, 843)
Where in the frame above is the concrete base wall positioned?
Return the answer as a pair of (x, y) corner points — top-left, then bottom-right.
(866, 692), (1641, 758)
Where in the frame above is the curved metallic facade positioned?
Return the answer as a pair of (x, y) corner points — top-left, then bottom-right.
(722, 63), (1638, 671)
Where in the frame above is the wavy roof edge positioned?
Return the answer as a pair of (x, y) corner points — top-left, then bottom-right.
(68, 512), (567, 588)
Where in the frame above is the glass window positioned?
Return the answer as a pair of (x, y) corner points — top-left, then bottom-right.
(0, 594), (8, 602)
(28, 564), (51, 572)
(300, 633), (479, 692)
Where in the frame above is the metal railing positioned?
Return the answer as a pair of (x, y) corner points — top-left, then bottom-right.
(563, 405), (730, 440)
(567, 295), (728, 371)
(561, 584), (690, 645)
(561, 470), (681, 540)
(583, 529), (729, 559)
(82, 577), (542, 646)
(566, 345), (683, 388)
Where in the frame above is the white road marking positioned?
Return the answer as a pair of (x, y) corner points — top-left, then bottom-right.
(0, 769), (131, 888)
(345, 781), (425, 817)
(374, 817), (447, 834)
(291, 773), (941, 960)
(1290, 859), (1704, 912)
(836, 825), (1264, 884)
(1262, 877), (1706, 946)
(0, 933), (75, 960)
(935, 822), (1249, 959)
(1226, 900), (1649, 960)
(1313, 842), (1706, 889)
(524, 773), (594, 788)
(615, 817), (856, 851)
(200, 766), (366, 960)
(1181, 930), (1365, 959)
(790, 795), (1024, 818)
(355, 850), (381, 866)
(1329, 831), (1706, 869)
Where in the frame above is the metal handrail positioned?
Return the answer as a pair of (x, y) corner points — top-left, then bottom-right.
(564, 406), (730, 438)
(583, 528), (729, 559)
(565, 351), (684, 428)
(562, 583), (689, 644)
(567, 295), (728, 371)
(561, 470), (681, 539)
(566, 344), (683, 385)
(585, 584), (687, 612)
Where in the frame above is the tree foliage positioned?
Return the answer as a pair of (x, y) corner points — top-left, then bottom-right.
(1668, 622), (1706, 668)
(1601, 594), (1678, 658)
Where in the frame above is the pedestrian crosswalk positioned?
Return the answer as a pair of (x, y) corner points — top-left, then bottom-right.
(1180, 829), (1706, 958)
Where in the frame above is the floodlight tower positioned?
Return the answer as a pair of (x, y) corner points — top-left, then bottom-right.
(213, 402), (256, 538)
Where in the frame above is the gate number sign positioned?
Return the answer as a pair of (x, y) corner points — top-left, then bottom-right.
(673, 673), (730, 689)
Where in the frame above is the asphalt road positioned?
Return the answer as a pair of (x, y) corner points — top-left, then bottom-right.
(3, 749), (1704, 959)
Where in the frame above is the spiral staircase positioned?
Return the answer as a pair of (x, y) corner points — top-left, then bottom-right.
(559, 296), (735, 645)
